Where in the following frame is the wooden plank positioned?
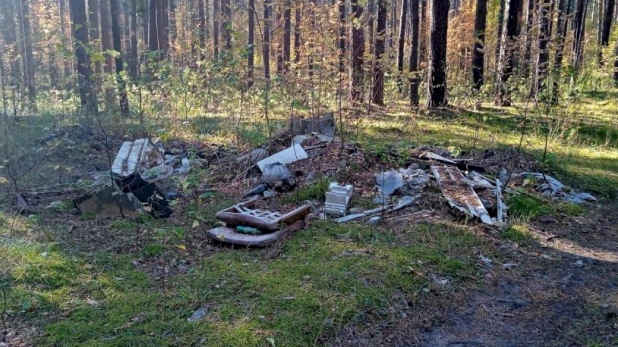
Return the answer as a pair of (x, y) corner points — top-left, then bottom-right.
(496, 178), (505, 223)
(206, 221), (305, 247)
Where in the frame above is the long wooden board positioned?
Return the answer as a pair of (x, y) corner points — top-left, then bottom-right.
(206, 221), (305, 247)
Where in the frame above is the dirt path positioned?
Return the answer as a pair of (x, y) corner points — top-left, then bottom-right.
(334, 202), (618, 347)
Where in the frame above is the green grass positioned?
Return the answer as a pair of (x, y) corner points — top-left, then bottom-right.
(508, 195), (552, 222)
(2, 87), (618, 345)
(502, 225), (534, 245)
(0, 212), (489, 346)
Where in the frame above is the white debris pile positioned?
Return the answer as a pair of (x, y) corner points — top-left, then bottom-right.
(520, 173), (597, 204)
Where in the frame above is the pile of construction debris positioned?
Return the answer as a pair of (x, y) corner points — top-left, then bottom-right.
(74, 138), (177, 218)
(196, 113), (599, 245)
(15, 113), (598, 247)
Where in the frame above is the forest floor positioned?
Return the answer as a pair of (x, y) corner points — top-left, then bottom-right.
(1, 91), (618, 346)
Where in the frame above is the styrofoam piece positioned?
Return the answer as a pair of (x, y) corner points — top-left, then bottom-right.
(257, 144), (308, 171)
(324, 182), (353, 217)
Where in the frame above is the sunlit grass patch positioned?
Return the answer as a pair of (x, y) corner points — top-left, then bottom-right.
(502, 224), (534, 245)
(508, 195), (552, 222)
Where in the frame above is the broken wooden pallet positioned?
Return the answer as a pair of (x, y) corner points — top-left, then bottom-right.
(431, 165), (493, 225)
(216, 199), (310, 231)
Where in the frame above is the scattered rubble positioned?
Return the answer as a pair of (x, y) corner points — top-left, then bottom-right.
(142, 165), (174, 193)
(12, 121), (604, 245)
(518, 172), (597, 204)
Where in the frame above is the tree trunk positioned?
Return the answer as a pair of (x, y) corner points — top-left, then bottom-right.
(19, 0), (36, 106)
(2, 0), (22, 88)
(397, 0), (408, 93)
(614, 42), (618, 83)
(59, 0), (72, 81)
(372, 0), (387, 105)
(0, 41), (7, 117)
(263, 0), (271, 80)
(169, 0), (176, 48)
(198, 0), (206, 51)
(427, 0), (449, 107)
(409, 0), (420, 106)
(495, 0), (505, 67)
(88, 0), (101, 74)
(419, 0), (428, 65)
(157, 0), (168, 57)
(368, 0), (375, 53)
(142, 0), (148, 47)
(350, 0), (364, 100)
(129, 0), (138, 79)
(338, 0), (346, 72)
(294, 6), (301, 63)
(494, 0), (520, 106)
(70, 0), (97, 122)
(214, 0), (220, 61)
(282, 0), (292, 71)
(521, 0), (535, 77)
(123, 0), (131, 55)
(534, 0), (552, 96)
(46, 3), (60, 86)
(110, 0), (129, 115)
(389, 0), (397, 49)
(248, 0), (255, 86)
(148, 0), (158, 53)
(572, 0), (589, 73)
(221, 0), (231, 52)
(472, 0), (487, 90)
(596, 0), (603, 55)
(600, 0), (615, 63)
(552, 0), (571, 101)
(101, 0), (114, 70)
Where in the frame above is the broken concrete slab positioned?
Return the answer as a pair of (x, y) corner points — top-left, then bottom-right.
(142, 165), (174, 193)
(257, 144), (308, 172)
(74, 186), (141, 217)
(324, 183), (353, 217)
(112, 139), (149, 177)
(431, 165), (493, 225)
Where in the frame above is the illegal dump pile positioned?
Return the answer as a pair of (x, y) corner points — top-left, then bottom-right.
(4, 114), (598, 247)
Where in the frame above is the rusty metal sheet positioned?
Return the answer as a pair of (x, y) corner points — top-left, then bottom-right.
(431, 166), (493, 225)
